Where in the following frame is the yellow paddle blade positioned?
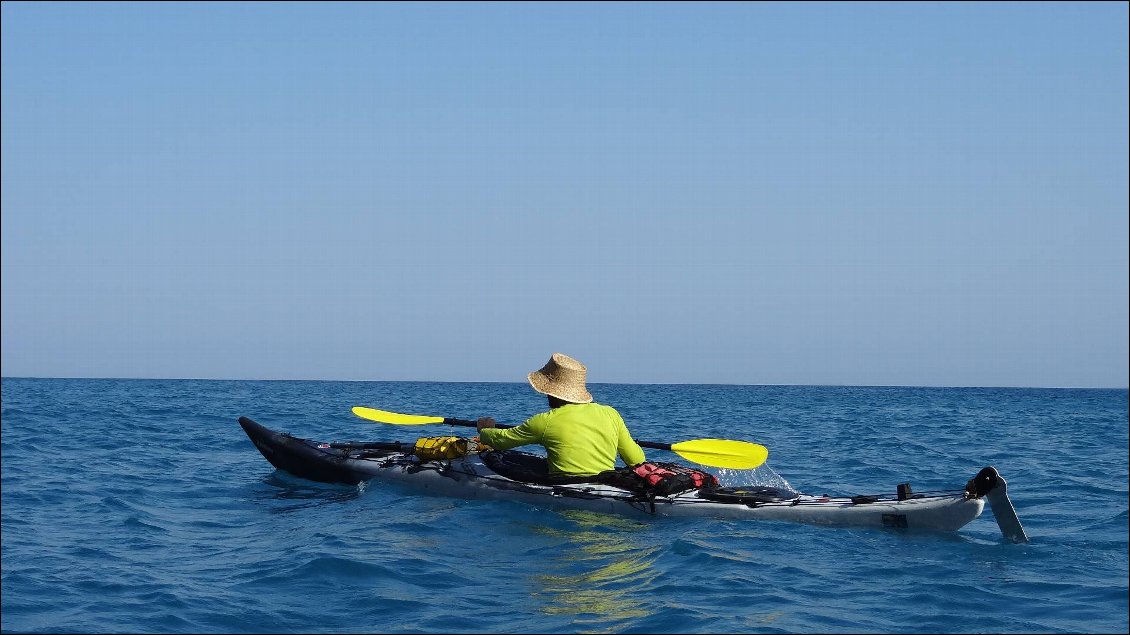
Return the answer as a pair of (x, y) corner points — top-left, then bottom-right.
(351, 406), (444, 425)
(669, 438), (769, 470)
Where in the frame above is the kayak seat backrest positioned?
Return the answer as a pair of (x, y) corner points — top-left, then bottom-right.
(480, 452), (722, 497)
(481, 451), (606, 486)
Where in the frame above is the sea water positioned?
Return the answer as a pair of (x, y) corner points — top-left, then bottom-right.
(1, 378), (1126, 634)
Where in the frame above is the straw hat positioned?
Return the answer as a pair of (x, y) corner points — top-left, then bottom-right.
(527, 353), (593, 404)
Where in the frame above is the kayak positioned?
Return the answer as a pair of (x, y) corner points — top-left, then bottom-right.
(238, 416), (1028, 541)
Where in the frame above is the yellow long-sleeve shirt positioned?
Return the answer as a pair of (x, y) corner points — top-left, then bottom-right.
(479, 403), (646, 476)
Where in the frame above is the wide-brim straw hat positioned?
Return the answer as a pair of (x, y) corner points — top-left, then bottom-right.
(527, 353), (593, 404)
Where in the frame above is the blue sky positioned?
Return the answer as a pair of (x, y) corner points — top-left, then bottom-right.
(2, 2), (1127, 387)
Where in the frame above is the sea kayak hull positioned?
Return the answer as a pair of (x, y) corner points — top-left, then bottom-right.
(238, 416), (986, 534)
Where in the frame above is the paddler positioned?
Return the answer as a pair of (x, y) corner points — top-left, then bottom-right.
(476, 352), (646, 476)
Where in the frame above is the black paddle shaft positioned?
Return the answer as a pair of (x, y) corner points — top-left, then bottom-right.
(442, 417), (674, 452)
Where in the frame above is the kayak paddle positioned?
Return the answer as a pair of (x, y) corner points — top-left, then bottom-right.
(351, 406), (769, 470)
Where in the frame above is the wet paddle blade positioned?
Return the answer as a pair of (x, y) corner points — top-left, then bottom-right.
(669, 439), (769, 470)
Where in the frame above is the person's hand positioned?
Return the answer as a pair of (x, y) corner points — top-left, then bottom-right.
(476, 417), (496, 431)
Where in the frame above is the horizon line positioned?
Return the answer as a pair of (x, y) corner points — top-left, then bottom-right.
(1, 375), (1125, 391)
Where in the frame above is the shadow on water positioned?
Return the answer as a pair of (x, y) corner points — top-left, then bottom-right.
(252, 471), (365, 513)
(526, 510), (661, 630)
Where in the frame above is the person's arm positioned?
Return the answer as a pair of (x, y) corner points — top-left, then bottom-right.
(612, 409), (646, 466)
(477, 416), (543, 451)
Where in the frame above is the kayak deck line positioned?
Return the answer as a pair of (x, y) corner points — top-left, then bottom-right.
(237, 416), (1027, 542)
